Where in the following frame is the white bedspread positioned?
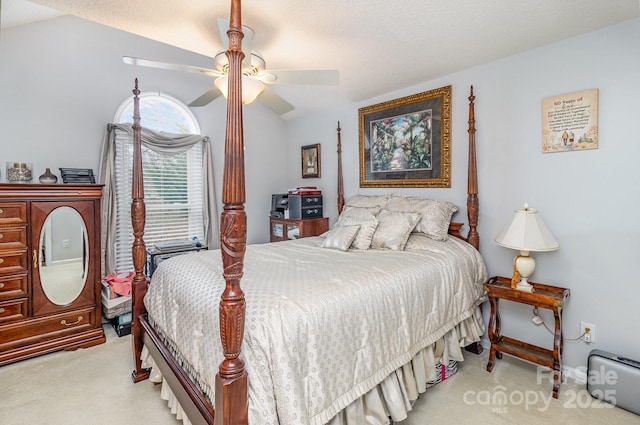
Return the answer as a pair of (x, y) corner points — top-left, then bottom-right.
(144, 235), (487, 425)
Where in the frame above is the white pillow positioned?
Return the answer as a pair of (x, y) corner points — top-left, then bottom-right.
(370, 210), (421, 251)
(385, 195), (457, 241)
(344, 194), (390, 208)
(335, 215), (379, 250)
(339, 205), (381, 219)
(321, 225), (360, 251)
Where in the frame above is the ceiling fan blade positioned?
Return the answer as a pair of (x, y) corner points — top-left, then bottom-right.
(217, 18), (230, 50)
(257, 86), (295, 115)
(242, 26), (254, 69)
(216, 17), (254, 64)
(258, 69), (339, 85)
(189, 88), (222, 107)
(123, 56), (221, 77)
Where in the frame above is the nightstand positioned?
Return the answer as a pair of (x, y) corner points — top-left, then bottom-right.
(484, 276), (570, 398)
(269, 217), (328, 242)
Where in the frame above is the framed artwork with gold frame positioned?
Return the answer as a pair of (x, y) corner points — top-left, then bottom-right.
(359, 85), (451, 188)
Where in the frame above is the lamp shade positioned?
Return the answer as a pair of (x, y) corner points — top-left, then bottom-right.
(495, 204), (559, 252)
(214, 75), (265, 105)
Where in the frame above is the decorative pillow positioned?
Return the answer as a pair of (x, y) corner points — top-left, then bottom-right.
(338, 206), (381, 220)
(321, 225), (360, 251)
(336, 215), (379, 250)
(385, 195), (458, 241)
(370, 210), (421, 251)
(344, 194), (389, 208)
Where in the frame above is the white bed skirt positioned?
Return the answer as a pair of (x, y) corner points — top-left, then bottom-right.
(141, 305), (484, 425)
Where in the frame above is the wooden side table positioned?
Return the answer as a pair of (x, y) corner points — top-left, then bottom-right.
(269, 217), (329, 242)
(484, 276), (570, 398)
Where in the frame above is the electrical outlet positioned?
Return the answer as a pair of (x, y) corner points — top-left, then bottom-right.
(62, 239), (70, 248)
(581, 322), (596, 343)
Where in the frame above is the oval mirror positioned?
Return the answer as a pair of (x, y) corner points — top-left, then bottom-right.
(39, 206), (88, 305)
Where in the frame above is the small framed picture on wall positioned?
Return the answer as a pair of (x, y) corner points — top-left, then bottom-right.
(301, 143), (321, 178)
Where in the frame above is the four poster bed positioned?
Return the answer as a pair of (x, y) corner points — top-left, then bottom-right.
(128, 1), (486, 424)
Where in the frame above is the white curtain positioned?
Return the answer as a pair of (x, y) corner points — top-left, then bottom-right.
(98, 123), (218, 275)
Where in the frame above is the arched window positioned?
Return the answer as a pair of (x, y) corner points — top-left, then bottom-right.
(113, 92), (200, 134)
(105, 93), (214, 273)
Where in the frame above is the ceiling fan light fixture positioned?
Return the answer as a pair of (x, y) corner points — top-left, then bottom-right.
(214, 75), (265, 105)
(214, 50), (266, 76)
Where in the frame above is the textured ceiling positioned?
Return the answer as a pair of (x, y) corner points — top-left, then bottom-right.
(3, 0), (639, 117)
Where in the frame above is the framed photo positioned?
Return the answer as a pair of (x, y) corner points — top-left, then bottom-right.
(359, 85), (451, 188)
(301, 143), (321, 178)
(542, 89), (598, 153)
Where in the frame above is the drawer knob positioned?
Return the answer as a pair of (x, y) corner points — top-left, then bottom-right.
(0, 259), (3, 264)
(0, 283), (4, 288)
(61, 316), (83, 326)
(0, 234), (3, 239)
(0, 308), (4, 314)
(0, 209), (3, 214)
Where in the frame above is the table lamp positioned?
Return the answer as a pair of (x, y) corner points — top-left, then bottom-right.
(495, 204), (559, 292)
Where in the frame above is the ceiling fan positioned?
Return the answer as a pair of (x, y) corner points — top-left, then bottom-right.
(123, 18), (339, 115)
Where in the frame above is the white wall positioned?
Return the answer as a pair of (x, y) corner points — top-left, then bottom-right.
(0, 15), (287, 244)
(287, 18), (640, 370)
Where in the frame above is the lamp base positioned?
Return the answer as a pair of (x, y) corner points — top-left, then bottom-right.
(515, 279), (535, 293)
(514, 253), (536, 293)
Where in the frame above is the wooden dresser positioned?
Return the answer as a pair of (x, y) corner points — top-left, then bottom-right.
(0, 184), (105, 365)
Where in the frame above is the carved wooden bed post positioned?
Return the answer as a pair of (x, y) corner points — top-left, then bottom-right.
(337, 121), (345, 214)
(215, 0), (249, 423)
(464, 85), (483, 355)
(130, 79), (151, 383)
(466, 86), (479, 250)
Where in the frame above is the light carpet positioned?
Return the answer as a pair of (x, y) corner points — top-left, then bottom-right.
(0, 325), (637, 425)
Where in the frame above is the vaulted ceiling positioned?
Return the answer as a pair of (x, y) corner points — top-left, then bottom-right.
(2, 0), (638, 117)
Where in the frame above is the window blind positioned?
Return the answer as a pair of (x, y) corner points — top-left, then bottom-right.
(113, 129), (204, 272)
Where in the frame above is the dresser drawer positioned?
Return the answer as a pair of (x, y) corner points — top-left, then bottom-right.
(0, 298), (28, 324)
(0, 227), (27, 250)
(294, 206), (323, 219)
(0, 274), (28, 301)
(0, 203), (27, 226)
(289, 194), (323, 208)
(0, 250), (28, 276)
(0, 307), (96, 349)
